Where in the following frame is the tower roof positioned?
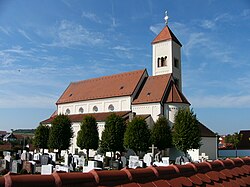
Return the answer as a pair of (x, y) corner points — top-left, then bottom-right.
(152, 26), (182, 46)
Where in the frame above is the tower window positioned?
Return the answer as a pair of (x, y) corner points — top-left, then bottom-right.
(79, 107), (84, 114)
(174, 58), (179, 68)
(157, 56), (167, 67)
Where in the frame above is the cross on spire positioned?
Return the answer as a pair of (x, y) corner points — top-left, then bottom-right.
(164, 10), (169, 25)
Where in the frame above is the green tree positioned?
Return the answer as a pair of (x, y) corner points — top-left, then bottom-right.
(151, 116), (172, 151)
(48, 114), (73, 156)
(100, 113), (126, 158)
(77, 115), (99, 160)
(172, 108), (202, 156)
(225, 132), (242, 157)
(33, 124), (50, 153)
(124, 117), (151, 154)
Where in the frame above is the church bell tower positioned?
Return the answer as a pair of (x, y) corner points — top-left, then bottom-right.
(152, 11), (182, 91)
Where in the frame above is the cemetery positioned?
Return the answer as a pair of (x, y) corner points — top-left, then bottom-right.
(0, 143), (213, 177)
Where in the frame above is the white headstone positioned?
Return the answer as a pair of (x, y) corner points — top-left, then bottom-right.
(4, 155), (11, 162)
(162, 157), (169, 166)
(44, 149), (49, 154)
(187, 149), (199, 162)
(128, 156), (140, 169)
(41, 164), (53, 175)
(94, 154), (104, 162)
(55, 165), (69, 172)
(143, 153), (153, 167)
(199, 153), (209, 162)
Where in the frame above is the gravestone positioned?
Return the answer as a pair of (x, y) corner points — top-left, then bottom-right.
(22, 161), (33, 173)
(82, 160), (102, 173)
(55, 165), (69, 172)
(11, 160), (21, 174)
(4, 155), (11, 162)
(41, 154), (51, 165)
(121, 156), (127, 168)
(44, 149), (49, 154)
(162, 157), (169, 165)
(41, 164), (53, 175)
(3, 151), (11, 157)
(143, 153), (153, 167)
(49, 153), (56, 163)
(78, 156), (85, 167)
(175, 156), (190, 165)
(33, 153), (42, 161)
(128, 156), (140, 169)
(94, 154), (104, 163)
(0, 159), (8, 170)
(199, 153), (209, 162)
(21, 151), (30, 161)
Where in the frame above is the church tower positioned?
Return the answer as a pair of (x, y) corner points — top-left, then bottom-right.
(152, 12), (182, 91)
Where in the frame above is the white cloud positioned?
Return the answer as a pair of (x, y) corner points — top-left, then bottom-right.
(241, 9), (250, 17)
(190, 94), (250, 108)
(81, 11), (101, 23)
(149, 23), (164, 35)
(201, 20), (215, 29)
(45, 20), (105, 48)
(0, 26), (11, 35)
(18, 29), (33, 41)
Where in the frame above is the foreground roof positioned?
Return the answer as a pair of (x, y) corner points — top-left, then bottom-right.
(41, 111), (130, 124)
(2, 157), (250, 187)
(56, 69), (146, 104)
(152, 26), (182, 46)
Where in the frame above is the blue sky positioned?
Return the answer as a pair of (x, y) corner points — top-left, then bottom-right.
(0, 0), (250, 134)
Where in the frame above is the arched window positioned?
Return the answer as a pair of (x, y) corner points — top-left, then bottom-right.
(79, 107), (84, 114)
(93, 106), (98, 112)
(65, 109), (70, 115)
(108, 104), (114, 112)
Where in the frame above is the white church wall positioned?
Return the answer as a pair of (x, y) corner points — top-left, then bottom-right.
(57, 96), (131, 115)
(152, 40), (172, 76)
(165, 103), (189, 128)
(132, 103), (161, 122)
(69, 121), (106, 156)
(172, 41), (182, 91)
(199, 137), (218, 160)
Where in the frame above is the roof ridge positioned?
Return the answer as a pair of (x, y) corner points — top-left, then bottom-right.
(73, 69), (146, 84)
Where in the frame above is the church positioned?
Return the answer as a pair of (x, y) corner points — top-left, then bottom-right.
(42, 14), (217, 160)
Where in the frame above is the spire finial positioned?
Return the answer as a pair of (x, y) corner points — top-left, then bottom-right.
(164, 10), (169, 25)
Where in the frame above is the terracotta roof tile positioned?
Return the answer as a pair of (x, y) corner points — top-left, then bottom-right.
(3, 157), (250, 187)
(132, 74), (171, 104)
(152, 26), (182, 46)
(165, 81), (190, 104)
(56, 69), (147, 104)
(41, 111), (130, 124)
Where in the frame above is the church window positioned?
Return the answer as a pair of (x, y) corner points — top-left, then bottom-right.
(163, 56), (167, 66)
(93, 106), (98, 112)
(174, 58), (179, 68)
(108, 104), (114, 111)
(157, 58), (161, 67)
(79, 107), (84, 114)
(65, 109), (70, 115)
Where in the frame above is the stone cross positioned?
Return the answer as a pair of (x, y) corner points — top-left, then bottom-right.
(149, 144), (158, 157)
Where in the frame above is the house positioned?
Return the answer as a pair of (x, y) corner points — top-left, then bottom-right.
(2, 133), (17, 142)
(41, 14), (217, 160)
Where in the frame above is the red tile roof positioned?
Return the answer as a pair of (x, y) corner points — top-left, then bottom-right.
(133, 74), (189, 105)
(2, 157), (250, 186)
(41, 111), (131, 124)
(56, 69), (147, 104)
(165, 81), (190, 104)
(152, 26), (182, 46)
(133, 74), (171, 104)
